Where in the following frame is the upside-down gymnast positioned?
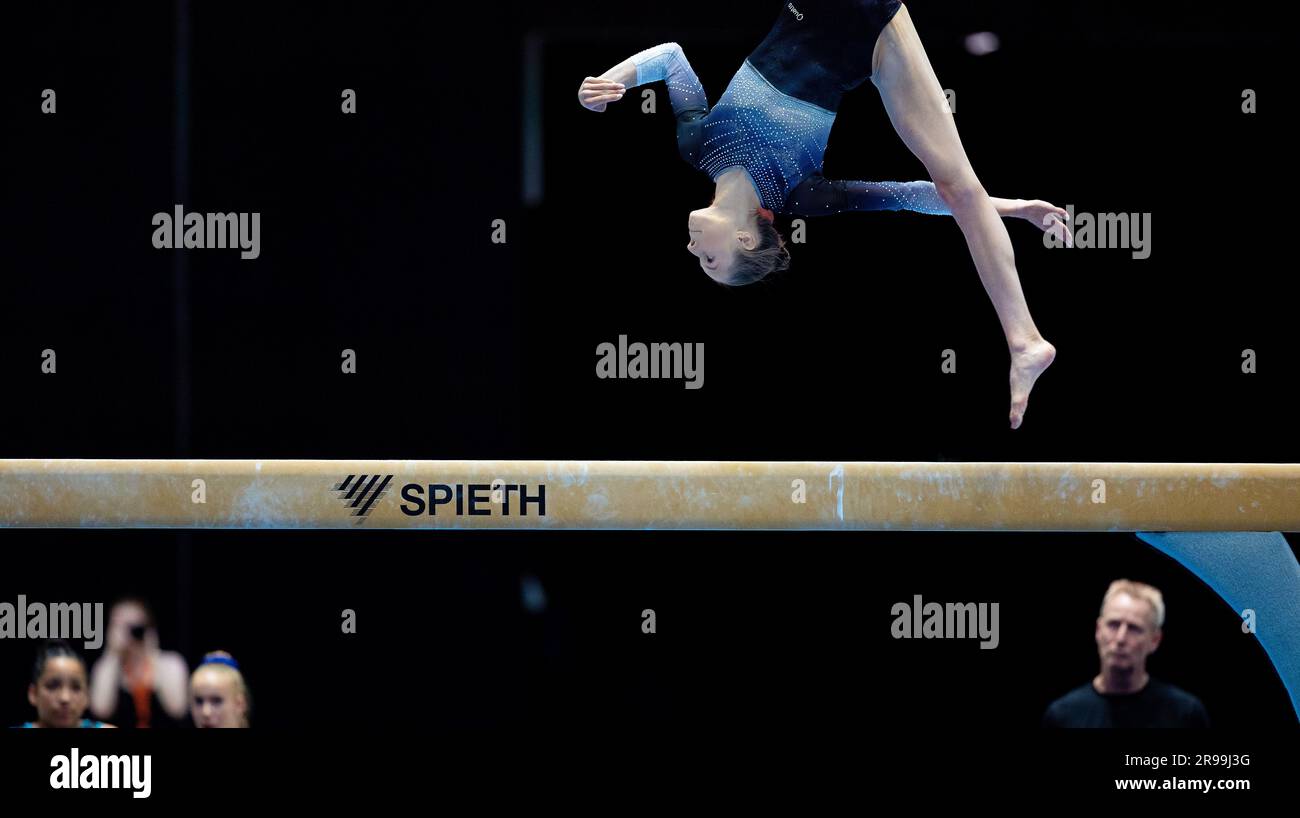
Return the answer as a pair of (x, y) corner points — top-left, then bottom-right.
(578, 1), (1060, 428)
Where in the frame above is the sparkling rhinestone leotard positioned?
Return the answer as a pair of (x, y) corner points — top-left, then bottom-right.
(628, 26), (950, 218)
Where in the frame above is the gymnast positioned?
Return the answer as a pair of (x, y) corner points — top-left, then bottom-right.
(189, 651), (250, 728)
(578, 1), (1062, 428)
(16, 640), (115, 728)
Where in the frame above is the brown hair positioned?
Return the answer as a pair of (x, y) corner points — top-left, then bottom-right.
(723, 210), (790, 286)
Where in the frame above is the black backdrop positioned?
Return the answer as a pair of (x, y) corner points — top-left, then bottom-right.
(1, 529), (1294, 731)
(0, 0), (1293, 799)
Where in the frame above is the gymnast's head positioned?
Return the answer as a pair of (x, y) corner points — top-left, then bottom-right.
(27, 640), (92, 728)
(189, 651), (250, 728)
(687, 203), (790, 285)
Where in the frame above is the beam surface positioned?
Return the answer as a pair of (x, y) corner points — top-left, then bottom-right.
(1, 460), (1298, 530)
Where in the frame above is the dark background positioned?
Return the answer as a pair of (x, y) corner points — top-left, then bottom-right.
(1, 0), (1294, 735)
(1, 529), (1295, 731)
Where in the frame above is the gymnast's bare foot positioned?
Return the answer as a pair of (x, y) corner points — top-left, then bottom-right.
(1008, 338), (1056, 429)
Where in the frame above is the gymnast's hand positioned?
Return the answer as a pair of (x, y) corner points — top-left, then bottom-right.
(1015, 199), (1073, 248)
(578, 77), (626, 112)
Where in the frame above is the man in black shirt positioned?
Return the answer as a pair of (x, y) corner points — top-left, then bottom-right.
(1044, 579), (1209, 728)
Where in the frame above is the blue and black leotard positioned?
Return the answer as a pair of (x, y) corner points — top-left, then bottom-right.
(626, 0), (949, 218)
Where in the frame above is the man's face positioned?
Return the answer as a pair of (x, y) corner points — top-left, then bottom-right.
(1095, 593), (1161, 674)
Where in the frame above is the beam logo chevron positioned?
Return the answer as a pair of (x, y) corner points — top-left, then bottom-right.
(333, 474), (393, 523)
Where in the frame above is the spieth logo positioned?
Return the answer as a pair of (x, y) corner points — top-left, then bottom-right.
(333, 474), (394, 523)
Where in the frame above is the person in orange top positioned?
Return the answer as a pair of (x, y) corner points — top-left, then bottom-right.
(89, 598), (189, 728)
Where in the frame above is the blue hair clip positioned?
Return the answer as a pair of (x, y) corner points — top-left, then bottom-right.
(200, 654), (240, 671)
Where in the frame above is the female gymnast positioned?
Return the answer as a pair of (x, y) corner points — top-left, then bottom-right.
(577, 1), (1061, 428)
(189, 651), (250, 728)
(17, 640), (115, 728)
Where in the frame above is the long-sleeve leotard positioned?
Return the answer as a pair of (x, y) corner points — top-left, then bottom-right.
(626, 42), (948, 218)
(629, 42), (710, 117)
(785, 176), (950, 216)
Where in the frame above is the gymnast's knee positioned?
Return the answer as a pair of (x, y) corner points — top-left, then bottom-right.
(934, 176), (986, 212)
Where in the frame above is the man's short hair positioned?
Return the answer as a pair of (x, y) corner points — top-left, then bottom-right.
(1100, 579), (1165, 629)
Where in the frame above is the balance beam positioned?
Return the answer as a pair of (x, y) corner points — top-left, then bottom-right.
(1, 460), (1298, 530)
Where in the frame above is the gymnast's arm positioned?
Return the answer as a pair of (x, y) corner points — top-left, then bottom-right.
(787, 176), (1025, 218)
(578, 42), (709, 118)
(786, 176), (1072, 241)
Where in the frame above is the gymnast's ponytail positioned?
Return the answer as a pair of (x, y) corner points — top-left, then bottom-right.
(726, 207), (790, 286)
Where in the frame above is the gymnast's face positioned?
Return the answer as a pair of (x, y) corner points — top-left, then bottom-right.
(687, 207), (756, 282)
(1095, 593), (1161, 675)
(190, 667), (247, 728)
(28, 657), (90, 728)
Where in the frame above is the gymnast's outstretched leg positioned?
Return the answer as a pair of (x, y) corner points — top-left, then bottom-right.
(871, 4), (1055, 429)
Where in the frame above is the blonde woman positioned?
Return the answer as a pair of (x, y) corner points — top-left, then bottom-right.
(189, 651), (251, 728)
